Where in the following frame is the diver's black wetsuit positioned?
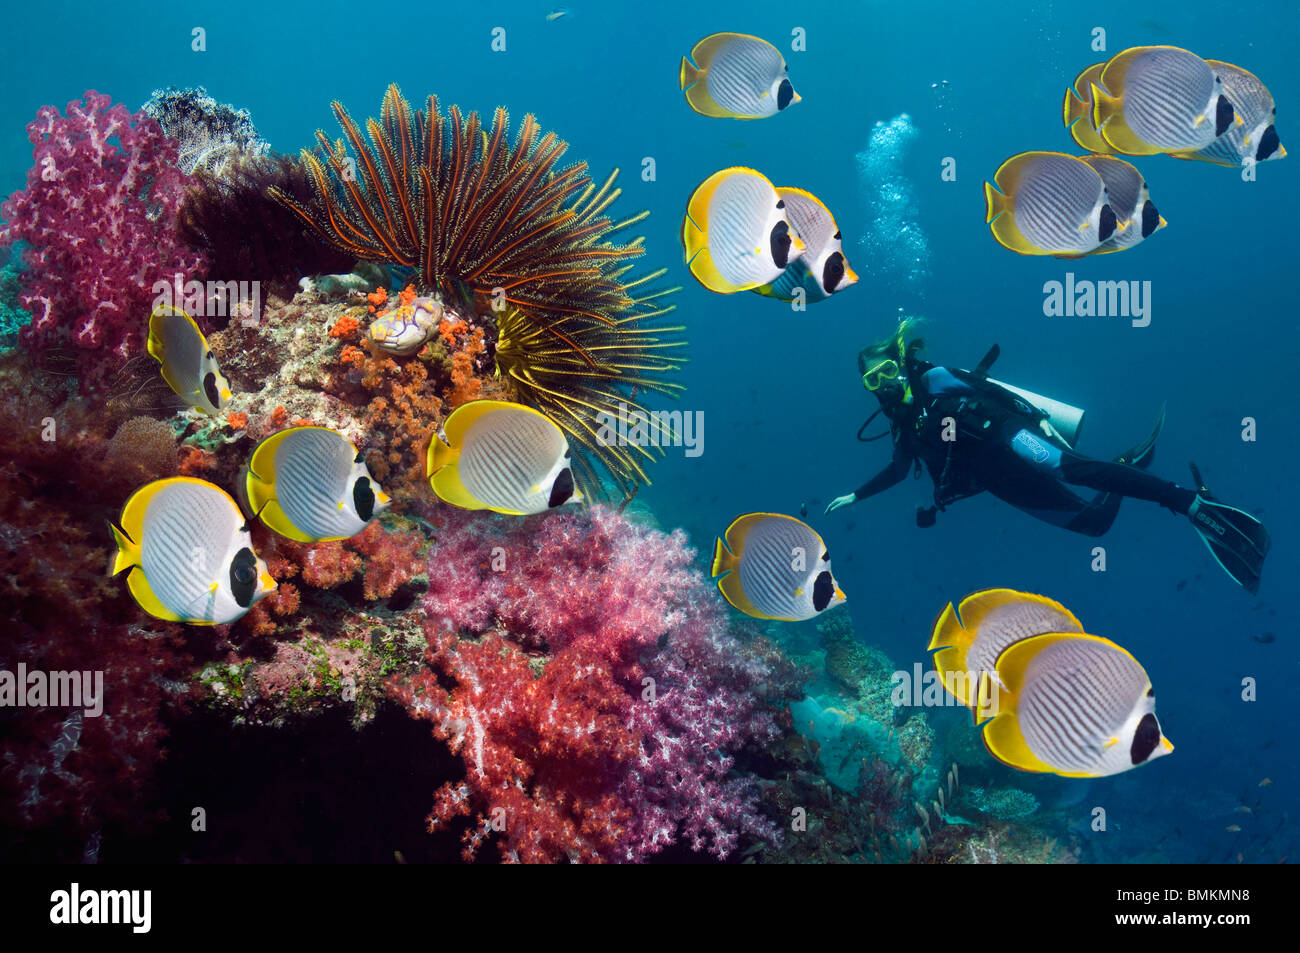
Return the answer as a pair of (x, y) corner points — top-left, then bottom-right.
(855, 360), (1197, 536)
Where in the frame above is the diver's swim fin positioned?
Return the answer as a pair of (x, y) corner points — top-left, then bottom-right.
(1186, 463), (1270, 594)
(1115, 401), (1165, 470)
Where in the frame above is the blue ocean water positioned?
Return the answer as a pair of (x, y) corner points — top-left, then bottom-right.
(2, 0), (1295, 863)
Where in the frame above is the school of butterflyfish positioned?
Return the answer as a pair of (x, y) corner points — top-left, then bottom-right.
(985, 46), (1283, 257)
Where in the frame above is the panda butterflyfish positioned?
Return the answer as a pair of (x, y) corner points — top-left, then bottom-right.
(1091, 46), (1236, 155)
(679, 32), (800, 120)
(976, 632), (1173, 778)
(1062, 63), (1114, 154)
(109, 477), (275, 625)
(682, 167), (805, 293)
(426, 400), (581, 515)
(983, 151), (1118, 256)
(245, 426), (391, 543)
(754, 187), (857, 303)
(710, 513), (846, 621)
(147, 304), (232, 415)
(1077, 154), (1165, 253)
(1178, 60), (1285, 167)
(928, 588), (1084, 711)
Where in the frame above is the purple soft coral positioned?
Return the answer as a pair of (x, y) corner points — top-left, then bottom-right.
(416, 504), (781, 861)
(620, 597), (782, 860)
(0, 90), (206, 388)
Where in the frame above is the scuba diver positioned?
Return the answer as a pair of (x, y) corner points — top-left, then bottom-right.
(826, 319), (1270, 593)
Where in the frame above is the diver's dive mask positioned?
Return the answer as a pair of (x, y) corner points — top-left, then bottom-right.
(861, 358), (900, 392)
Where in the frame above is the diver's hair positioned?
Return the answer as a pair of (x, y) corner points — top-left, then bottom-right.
(858, 317), (925, 374)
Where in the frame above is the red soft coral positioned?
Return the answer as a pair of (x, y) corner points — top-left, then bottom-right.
(393, 631), (637, 863)
(250, 522), (425, 604)
(403, 505), (784, 862)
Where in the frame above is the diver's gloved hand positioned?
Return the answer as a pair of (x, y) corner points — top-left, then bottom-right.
(825, 493), (857, 514)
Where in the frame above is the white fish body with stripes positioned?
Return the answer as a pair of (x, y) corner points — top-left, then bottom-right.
(426, 400), (581, 515)
(1076, 155), (1166, 253)
(928, 588), (1085, 710)
(682, 167), (806, 293)
(1091, 46), (1237, 155)
(245, 426), (391, 542)
(679, 32), (800, 119)
(755, 187), (858, 302)
(983, 152), (1118, 256)
(109, 477), (276, 625)
(711, 513), (846, 621)
(147, 304), (233, 415)
(976, 631), (1173, 778)
(1181, 60), (1286, 167)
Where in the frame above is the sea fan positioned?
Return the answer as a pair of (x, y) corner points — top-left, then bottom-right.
(272, 84), (685, 500)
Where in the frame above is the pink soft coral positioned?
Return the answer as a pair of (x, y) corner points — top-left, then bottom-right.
(424, 507), (696, 680)
(402, 505), (782, 862)
(0, 91), (206, 388)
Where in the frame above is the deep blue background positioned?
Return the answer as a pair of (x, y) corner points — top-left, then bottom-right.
(2, 0), (1294, 862)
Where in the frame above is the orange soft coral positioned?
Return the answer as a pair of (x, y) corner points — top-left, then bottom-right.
(346, 521), (426, 600)
(366, 286), (388, 312)
(225, 411), (248, 430)
(254, 523), (425, 603)
(329, 314), (361, 339)
(444, 326), (486, 408)
(178, 445), (217, 475)
(437, 314), (468, 347)
(334, 338), (442, 498)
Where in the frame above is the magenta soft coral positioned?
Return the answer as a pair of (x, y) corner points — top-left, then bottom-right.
(407, 505), (782, 861)
(0, 91), (206, 388)
(619, 599), (782, 860)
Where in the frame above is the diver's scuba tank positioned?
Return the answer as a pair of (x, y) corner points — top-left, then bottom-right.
(985, 378), (1086, 446)
(964, 344), (1087, 448)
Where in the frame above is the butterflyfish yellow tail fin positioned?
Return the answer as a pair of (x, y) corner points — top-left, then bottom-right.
(426, 436), (458, 478)
(983, 181), (1008, 225)
(1063, 85), (1088, 128)
(679, 56), (701, 92)
(714, 561), (772, 621)
(126, 570), (185, 623)
(981, 708), (1060, 775)
(107, 521), (140, 577)
(710, 537), (736, 578)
